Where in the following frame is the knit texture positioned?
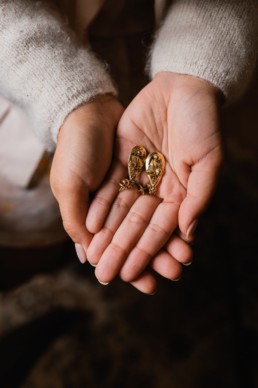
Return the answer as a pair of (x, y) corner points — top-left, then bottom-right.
(0, 0), (117, 150)
(150, 0), (258, 101)
(1, 0), (258, 150)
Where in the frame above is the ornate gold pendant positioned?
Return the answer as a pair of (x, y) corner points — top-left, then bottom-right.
(119, 145), (165, 196)
(146, 151), (166, 195)
(128, 145), (147, 181)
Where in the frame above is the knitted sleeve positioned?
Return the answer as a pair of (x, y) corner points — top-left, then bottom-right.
(0, 0), (117, 150)
(150, 0), (258, 102)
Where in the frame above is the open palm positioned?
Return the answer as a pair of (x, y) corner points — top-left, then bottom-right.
(86, 72), (222, 294)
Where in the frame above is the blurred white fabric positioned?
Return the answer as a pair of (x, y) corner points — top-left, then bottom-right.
(0, 96), (45, 188)
(0, 1), (105, 189)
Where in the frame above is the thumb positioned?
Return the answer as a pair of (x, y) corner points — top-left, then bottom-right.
(52, 181), (93, 262)
(178, 157), (221, 241)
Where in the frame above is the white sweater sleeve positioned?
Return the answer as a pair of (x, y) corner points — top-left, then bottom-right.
(150, 0), (258, 102)
(0, 0), (117, 150)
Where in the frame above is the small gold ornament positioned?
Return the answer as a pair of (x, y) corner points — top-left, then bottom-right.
(119, 145), (165, 195)
(128, 145), (147, 181)
(146, 151), (166, 195)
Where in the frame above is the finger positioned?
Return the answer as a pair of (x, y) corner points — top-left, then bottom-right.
(178, 155), (222, 240)
(56, 184), (92, 260)
(150, 250), (183, 280)
(119, 200), (179, 282)
(165, 235), (193, 265)
(129, 271), (157, 295)
(95, 195), (160, 284)
(176, 229), (196, 244)
(86, 160), (126, 234)
(87, 188), (139, 265)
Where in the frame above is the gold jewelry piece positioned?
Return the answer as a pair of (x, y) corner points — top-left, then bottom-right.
(119, 145), (165, 195)
(128, 145), (147, 181)
(146, 151), (166, 195)
(119, 146), (147, 194)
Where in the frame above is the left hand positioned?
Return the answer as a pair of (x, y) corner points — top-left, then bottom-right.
(86, 72), (222, 292)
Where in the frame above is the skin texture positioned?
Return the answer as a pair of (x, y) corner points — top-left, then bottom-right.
(50, 92), (189, 294)
(50, 94), (124, 255)
(85, 72), (223, 294)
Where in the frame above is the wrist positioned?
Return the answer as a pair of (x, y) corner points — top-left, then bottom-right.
(57, 94), (123, 143)
(154, 72), (224, 105)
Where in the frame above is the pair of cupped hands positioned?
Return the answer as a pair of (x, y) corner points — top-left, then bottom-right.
(50, 72), (222, 295)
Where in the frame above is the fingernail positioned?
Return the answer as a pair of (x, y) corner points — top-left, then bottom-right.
(89, 262), (97, 268)
(173, 277), (181, 282)
(98, 280), (109, 286)
(183, 261), (192, 267)
(186, 220), (198, 240)
(75, 243), (87, 264)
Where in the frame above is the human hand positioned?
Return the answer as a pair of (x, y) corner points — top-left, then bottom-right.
(50, 94), (123, 261)
(86, 72), (222, 293)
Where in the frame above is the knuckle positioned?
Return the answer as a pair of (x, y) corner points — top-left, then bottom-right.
(127, 211), (148, 226)
(101, 226), (114, 240)
(107, 177), (119, 187)
(148, 222), (170, 238)
(113, 196), (130, 212)
(93, 196), (110, 208)
(110, 242), (128, 258)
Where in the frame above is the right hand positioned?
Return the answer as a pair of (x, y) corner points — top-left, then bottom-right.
(50, 94), (124, 261)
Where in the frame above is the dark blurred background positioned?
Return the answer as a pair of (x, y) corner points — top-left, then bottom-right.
(1, 1), (258, 387)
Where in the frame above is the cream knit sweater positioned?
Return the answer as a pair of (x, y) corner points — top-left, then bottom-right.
(0, 0), (258, 150)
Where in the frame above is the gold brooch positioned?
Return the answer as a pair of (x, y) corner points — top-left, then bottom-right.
(119, 145), (165, 195)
